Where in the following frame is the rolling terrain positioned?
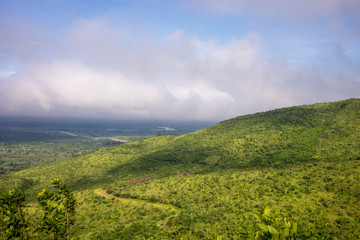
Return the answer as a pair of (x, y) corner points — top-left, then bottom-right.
(1, 99), (360, 239)
(0, 118), (211, 173)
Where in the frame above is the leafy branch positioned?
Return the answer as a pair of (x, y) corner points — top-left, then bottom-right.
(0, 178), (75, 240)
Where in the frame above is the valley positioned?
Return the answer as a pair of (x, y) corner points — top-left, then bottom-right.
(0, 119), (211, 173)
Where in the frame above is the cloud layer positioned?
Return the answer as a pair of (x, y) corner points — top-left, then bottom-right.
(189, 0), (360, 21)
(0, 16), (359, 120)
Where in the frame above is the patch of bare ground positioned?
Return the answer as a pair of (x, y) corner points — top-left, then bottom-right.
(176, 172), (190, 176)
(163, 220), (170, 231)
(127, 172), (190, 185)
(110, 172), (191, 196)
(127, 176), (158, 185)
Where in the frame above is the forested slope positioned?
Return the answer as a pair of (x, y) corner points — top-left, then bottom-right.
(2, 99), (360, 192)
(1, 98), (360, 239)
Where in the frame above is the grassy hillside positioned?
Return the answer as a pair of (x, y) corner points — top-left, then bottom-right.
(1, 98), (360, 239)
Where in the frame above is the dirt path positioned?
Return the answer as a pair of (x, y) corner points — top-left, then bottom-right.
(96, 189), (179, 231)
(98, 190), (177, 208)
(95, 173), (190, 231)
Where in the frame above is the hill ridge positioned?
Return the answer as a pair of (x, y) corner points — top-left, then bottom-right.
(1, 98), (359, 193)
(1, 98), (360, 239)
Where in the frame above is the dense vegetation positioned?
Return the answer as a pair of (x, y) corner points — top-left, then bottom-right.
(0, 179), (75, 239)
(1, 98), (359, 239)
(0, 119), (210, 173)
(0, 137), (115, 173)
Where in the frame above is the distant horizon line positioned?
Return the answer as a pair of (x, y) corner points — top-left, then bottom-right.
(0, 115), (218, 123)
(0, 98), (358, 123)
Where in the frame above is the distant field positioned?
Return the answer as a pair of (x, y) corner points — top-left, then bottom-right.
(0, 117), (213, 173)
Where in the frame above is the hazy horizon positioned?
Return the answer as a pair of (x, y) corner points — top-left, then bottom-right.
(1, 0), (359, 121)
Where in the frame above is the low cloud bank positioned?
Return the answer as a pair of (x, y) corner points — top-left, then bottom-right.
(0, 18), (359, 120)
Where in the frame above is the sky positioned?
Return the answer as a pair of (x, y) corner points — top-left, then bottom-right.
(0, 0), (359, 121)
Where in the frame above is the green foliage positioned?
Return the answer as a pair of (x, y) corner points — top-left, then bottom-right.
(100, 159), (360, 239)
(0, 189), (33, 239)
(0, 136), (124, 174)
(0, 179), (75, 240)
(253, 206), (297, 240)
(0, 118), (208, 173)
(2, 99), (359, 194)
(1, 99), (360, 239)
(37, 178), (76, 240)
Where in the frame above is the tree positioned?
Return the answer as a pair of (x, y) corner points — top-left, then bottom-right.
(37, 178), (76, 240)
(0, 188), (37, 239)
(0, 179), (75, 239)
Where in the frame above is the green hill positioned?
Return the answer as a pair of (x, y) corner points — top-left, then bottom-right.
(1, 98), (360, 239)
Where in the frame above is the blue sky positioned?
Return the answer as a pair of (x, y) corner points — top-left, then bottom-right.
(0, 0), (359, 120)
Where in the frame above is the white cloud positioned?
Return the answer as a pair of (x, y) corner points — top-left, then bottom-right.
(189, 0), (360, 20)
(0, 71), (16, 79)
(0, 18), (359, 120)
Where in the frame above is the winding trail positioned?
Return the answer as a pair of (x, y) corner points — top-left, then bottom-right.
(94, 173), (190, 231)
(97, 189), (178, 210)
(95, 189), (180, 231)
